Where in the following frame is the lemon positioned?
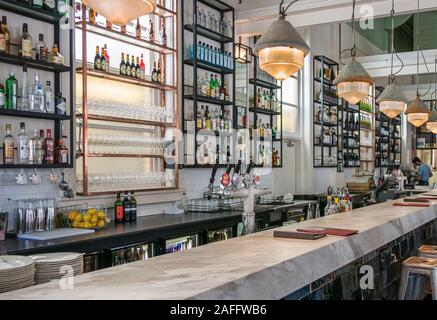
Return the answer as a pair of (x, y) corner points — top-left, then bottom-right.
(97, 220), (106, 228)
(91, 215), (98, 223)
(83, 214), (92, 222)
(87, 208), (97, 215)
(97, 211), (106, 219)
(72, 221), (78, 228)
(91, 222), (97, 228)
(79, 222), (85, 228)
(75, 214), (83, 223)
(68, 211), (79, 221)
(84, 222), (92, 229)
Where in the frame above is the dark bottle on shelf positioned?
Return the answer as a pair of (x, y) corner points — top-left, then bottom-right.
(5, 72), (18, 110)
(136, 18), (141, 39)
(130, 55), (136, 78)
(44, 129), (54, 164)
(100, 46), (107, 72)
(135, 56), (141, 79)
(56, 138), (69, 164)
(1, 16), (10, 54)
(115, 193), (124, 224)
(152, 61), (158, 82)
(94, 46), (101, 70)
(123, 192), (131, 222)
(129, 192), (137, 222)
(125, 54), (131, 77)
(120, 53), (126, 75)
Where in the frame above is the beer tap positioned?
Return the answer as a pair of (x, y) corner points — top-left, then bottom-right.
(206, 164), (219, 200)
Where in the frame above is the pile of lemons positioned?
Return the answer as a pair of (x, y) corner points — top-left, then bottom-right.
(68, 208), (108, 229)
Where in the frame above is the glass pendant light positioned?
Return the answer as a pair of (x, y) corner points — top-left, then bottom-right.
(334, 0), (374, 105)
(405, 0), (430, 127)
(83, 0), (156, 26)
(426, 62), (437, 133)
(377, 0), (408, 119)
(254, 0), (310, 80)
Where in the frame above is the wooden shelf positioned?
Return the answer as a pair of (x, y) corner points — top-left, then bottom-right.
(77, 114), (176, 128)
(0, 163), (72, 169)
(76, 67), (177, 91)
(87, 154), (167, 159)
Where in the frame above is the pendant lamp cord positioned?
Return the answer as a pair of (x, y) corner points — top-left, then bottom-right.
(279, 0), (299, 17)
(416, 0), (420, 96)
(339, 0), (357, 65)
(389, 0), (395, 84)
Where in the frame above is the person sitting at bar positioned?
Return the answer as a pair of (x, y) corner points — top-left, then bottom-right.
(412, 157), (433, 186)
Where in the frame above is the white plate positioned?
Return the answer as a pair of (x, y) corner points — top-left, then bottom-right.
(29, 253), (83, 264)
(0, 256), (34, 271)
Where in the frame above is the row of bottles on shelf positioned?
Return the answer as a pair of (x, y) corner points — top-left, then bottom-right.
(189, 42), (234, 69)
(197, 73), (230, 101)
(196, 142), (231, 165)
(254, 146), (281, 167)
(0, 70), (67, 115)
(315, 105), (337, 125)
(196, 7), (233, 37)
(343, 133), (359, 149)
(78, 4), (169, 46)
(114, 192), (137, 224)
(317, 127), (337, 146)
(343, 152), (360, 167)
(0, 18), (64, 64)
(324, 186), (353, 215)
(2, 123), (68, 165)
(250, 120), (280, 140)
(318, 66), (336, 82)
(251, 88), (280, 112)
(94, 45), (163, 84)
(344, 113), (359, 131)
(236, 107), (247, 128)
(194, 105), (232, 132)
(10, 0), (68, 15)
(317, 87), (337, 105)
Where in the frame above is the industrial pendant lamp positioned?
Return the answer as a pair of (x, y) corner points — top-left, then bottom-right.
(334, 0), (374, 105)
(253, 0), (310, 80)
(405, 0), (430, 127)
(426, 61), (437, 133)
(377, 0), (408, 119)
(83, 0), (156, 26)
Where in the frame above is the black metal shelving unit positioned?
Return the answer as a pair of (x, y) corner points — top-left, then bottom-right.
(249, 55), (283, 168)
(341, 101), (361, 168)
(0, 0), (75, 170)
(313, 56), (339, 168)
(181, 0), (236, 168)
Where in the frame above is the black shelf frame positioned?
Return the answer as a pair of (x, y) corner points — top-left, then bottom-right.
(0, 0), (74, 170)
(341, 100), (361, 168)
(181, 0), (236, 168)
(313, 56), (340, 169)
(249, 55), (283, 168)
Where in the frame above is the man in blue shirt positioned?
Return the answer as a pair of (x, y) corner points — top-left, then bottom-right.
(412, 157), (433, 186)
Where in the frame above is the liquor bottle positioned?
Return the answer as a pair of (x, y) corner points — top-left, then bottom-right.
(56, 138), (68, 164)
(18, 65), (29, 111)
(35, 34), (48, 61)
(0, 84), (5, 108)
(122, 192), (131, 222)
(32, 0), (43, 8)
(5, 73), (18, 110)
(17, 122), (29, 164)
(131, 55), (136, 78)
(152, 62), (158, 82)
(1, 16), (10, 54)
(136, 18), (141, 39)
(214, 75), (220, 99)
(0, 18), (5, 53)
(156, 61), (161, 83)
(89, 9), (97, 25)
(205, 106), (211, 129)
(120, 53), (126, 75)
(44, 0), (56, 12)
(28, 129), (37, 164)
(149, 20), (155, 42)
(209, 74), (215, 98)
(3, 124), (14, 164)
(160, 21), (167, 46)
(100, 46), (107, 72)
(140, 54), (145, 80)
(196, 107), (203, 129)
(103, 44), (110, 72)
(34, 129), (44, 164)
(121, 25), (127, 34)
(129, 192), (137, 222)
(135, 56), (141, 79)
(106, 18), (112, 29)
(19, 23), (33, 58)
(114, 193), (124, 224)
(57, 0), (68, 16)
(45, 81), (55, 113)
(32, 73), (45, 112)
(44, 129), (55, 164)
(125, 54), (131, 76)
(94, 46), (101, 70)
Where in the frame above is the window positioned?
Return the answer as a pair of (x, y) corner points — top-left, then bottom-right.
(280, 74), (300, 137)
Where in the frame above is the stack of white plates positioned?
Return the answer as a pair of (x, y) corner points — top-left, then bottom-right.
(29, 252), (84, 285)
(0, 256), (35, 293)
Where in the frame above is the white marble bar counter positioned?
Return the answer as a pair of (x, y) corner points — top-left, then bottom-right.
(1, 194), (437, 300)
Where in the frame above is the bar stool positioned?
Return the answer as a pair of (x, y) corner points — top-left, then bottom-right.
(418, 245), (437, 259)
(398, 257), (437, 300)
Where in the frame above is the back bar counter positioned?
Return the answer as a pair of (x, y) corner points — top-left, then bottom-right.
(1, 194), (436, 300)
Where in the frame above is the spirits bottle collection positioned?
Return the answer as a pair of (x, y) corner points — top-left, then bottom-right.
(195, 105), (232, 132)
(114, 192), (137, 224)
(196, 142), (231, 165)
(2, 123), (69, 165)
(196, 7), (233, 37)
(251, 88), (280, 112)
(343, 153), (360, 167)
(250, 120), (280, 140)
(0, 70), (66, 115)
(0, 17), (64, 65)
(324, 186), (353, 215)
(197, 73), (229, 101)
(8, 0), (68, 16)
(315, 105), (337, 125)
(255, 146), (281, 167)
(318, 128), (337, 146)
(189, 41), (234, 70)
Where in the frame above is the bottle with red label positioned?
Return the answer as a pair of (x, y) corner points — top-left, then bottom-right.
(115, 193), (124, 224)
(44, 129), (54, 164)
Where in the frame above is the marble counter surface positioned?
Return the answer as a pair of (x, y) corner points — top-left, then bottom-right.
(1, 196), (436, 300)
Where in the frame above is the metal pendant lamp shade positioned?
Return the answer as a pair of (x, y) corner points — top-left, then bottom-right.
(254, 16), (310, 81)
(333, 57), (374, 105)
(377, 84), (408, 119)
(426, 109), (437, 133)
(405, 96), (431, 127)
(83, 0), (156, 25)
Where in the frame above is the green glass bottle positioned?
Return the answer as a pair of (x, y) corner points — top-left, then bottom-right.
(5, 72), (18, 110)
(114, 193), (124, 224)
(129, 192), (137, 223)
